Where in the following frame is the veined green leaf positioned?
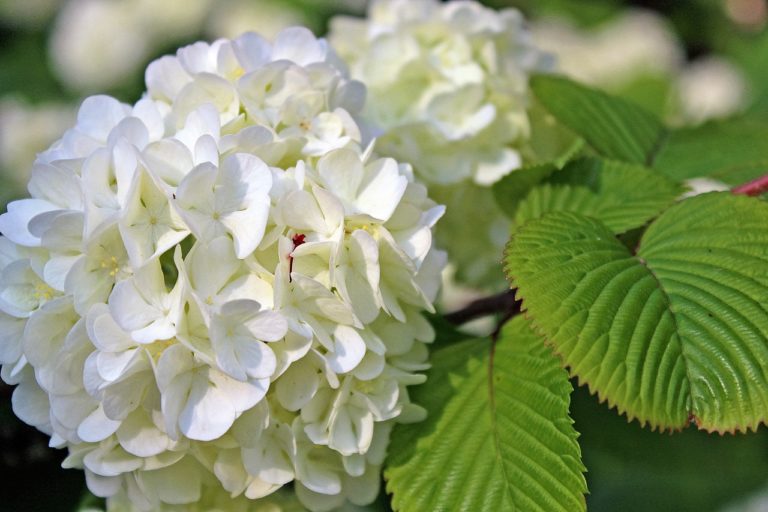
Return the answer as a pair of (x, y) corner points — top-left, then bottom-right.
(652, 120), (768, 185)
(385, 317), (586, 512)
(532, 75), (768, 186)
(505, 193), (768, 432)
(530, 74), (664, 164)
(512, 159), (685, 232)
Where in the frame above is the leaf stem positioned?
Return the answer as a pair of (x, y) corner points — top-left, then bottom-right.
(443, 289), (521, 326)
(732, 174), (768, 196)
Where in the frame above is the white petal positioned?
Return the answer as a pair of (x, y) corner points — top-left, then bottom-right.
(77, 95), (131, 141)
(146, 55), (191, 102)
(356, 157), (407, 221)
(178, 371), (237, 441)
(272, 27), (326, 65)
(139, 457), (202, 505)
(117, 409), (171, 458)
(142, 138), (194, 187)
(326, 325), (366, 374)
(0, 312), (26, 364)
(276, 357), (319, 411)
(83, 443), (143, 477)
(11, 373), (50, 428)
(78, 404), (121, 442)
(317, 148), (363, 205)
(329, 405), (373, 456)
(244, 310), (288, 342)
(0, 199), (58, 247)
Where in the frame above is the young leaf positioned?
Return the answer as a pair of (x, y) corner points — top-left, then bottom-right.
(385, 317), (586, 512)
(512, 159), (685, 232)
(505, 193), (768, 432)
(530, 74), (664, 164)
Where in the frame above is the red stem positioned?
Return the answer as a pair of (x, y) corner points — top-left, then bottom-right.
(732, 174), (768, 196)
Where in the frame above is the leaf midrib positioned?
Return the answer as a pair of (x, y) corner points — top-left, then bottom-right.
(635, 250), (696, 425)
(488, 338), (516, 510)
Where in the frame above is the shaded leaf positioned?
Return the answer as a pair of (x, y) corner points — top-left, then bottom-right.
(652, 120), (768, 185)
(571, 385), (768, 512)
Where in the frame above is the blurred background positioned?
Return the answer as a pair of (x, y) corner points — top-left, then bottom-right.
(2, 0), (768, 510)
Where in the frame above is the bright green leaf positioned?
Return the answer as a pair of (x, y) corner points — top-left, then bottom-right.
(512, 159), (685, 233)
(385, 317), (586, 512)
(505, 193), (768, 432)
(530, 74), (664, 164)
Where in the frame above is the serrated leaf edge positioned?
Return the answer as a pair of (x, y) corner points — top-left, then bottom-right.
(502, 212), (768, 435)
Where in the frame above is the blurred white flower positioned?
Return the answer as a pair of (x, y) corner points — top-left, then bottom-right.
(205, 0), (307, 41)
(1, 28), (444, 512)
(675, 56), (748, 125)
(48, 0), (309, 93)
(532, 10), (684, 90)
(532, 11), (747, 126)
(680, 177), (730, 198)
(0, 99), (75, 192)
(50, 0), (154, 92)
(330, 0), (554, 186)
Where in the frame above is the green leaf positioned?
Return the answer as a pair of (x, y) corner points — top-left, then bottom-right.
(492, 96), (586, 223)
(652, 120), (768, 185)
(532, 75), (768, 186)
(505, 192), (768, 432)
(526, 99), (586, 166)
(385, 317), (586, 512)
(492, 162), (558, 219)
(512, 159), (685, 233)
(531, 74), (664, 164)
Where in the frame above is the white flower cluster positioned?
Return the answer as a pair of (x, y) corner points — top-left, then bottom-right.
(0, 28), (444, 511)
(330, 0), (553, 186)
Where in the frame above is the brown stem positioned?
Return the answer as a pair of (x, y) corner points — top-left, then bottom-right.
(732, 174), (768, 196)
(443, 289), (521, 326)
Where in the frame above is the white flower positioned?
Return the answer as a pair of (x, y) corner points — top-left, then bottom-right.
(156, 343), (269, 441)
(674, 56), (747, 125)
(330, 0), (553, 186)
(49, 0), (212, 93)
(174, 153), (272, 258)
(0, 27), (444, 512)
(209, 299), (286, 381)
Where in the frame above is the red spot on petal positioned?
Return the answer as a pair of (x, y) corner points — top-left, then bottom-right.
(288, 233), (306, 281)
